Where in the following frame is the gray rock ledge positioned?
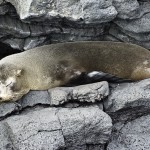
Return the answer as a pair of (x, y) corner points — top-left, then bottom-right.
(104, 79), (150, 113)
(0, 81), (109, 119)
(48, 81), (109, 106)
(0, 106), (112, 150)
(107, 115), (150, 150)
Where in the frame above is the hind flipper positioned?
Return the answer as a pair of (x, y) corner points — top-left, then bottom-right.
(87, 71), (133, 83)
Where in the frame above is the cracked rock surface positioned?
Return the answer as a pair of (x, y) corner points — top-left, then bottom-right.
(48, 81), (109, 105)
(0, 0), (150, 50)
(5, 0), (117, 22)
(0, 106), (112, 150)
(109, 0), (150, 49)
(104, 79), (150, 123)
(0, 0), (150, 149)
(0, 79), (149, 149)
(0, 81), (109, 119)
(105, 79), (150, 113)
(107, 115), (150, 150)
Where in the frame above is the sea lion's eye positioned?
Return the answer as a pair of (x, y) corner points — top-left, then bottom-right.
(6, 82), (13, 87)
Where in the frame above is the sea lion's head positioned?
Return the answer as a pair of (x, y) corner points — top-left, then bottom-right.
(0, 63), (29, 102)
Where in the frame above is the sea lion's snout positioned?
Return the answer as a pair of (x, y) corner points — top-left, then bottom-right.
(0, 95), (14, 102)
(0, 85), (14, 102)
(0, 77), (17, 102)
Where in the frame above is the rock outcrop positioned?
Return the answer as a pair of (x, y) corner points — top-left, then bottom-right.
(0, 81), (112, 150)
(0, 0), (150, 51)
(0, 106), (112, 150)
(0, 79), (150, 149)
(107, 115), (150, 150)
(109, 0), (150, 49)
(0, 0), (150, 149)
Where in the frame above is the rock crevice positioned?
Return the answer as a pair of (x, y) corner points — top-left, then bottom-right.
(0, 0), (150, 50)
(0, 79), (149, 149)
(0, 0), (150, 149)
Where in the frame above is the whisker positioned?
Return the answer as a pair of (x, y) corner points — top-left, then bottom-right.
(6, 82), (12, 87)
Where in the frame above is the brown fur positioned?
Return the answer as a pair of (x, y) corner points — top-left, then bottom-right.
(0, 41), (150, 102)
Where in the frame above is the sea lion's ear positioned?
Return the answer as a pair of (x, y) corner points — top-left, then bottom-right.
(15, 69), (22, 77)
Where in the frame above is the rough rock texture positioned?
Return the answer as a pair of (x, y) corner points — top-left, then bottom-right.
(109, 23), (150, 49)
(5, 0), (117, 22)
(104, 79), (150, 113)
(104, 79), (150, 123)
(0, 81), (109, 119)
(0, 0), (150, 149)
(0, 79), (150, 149)
(112, 0), (139, 19)
(109, 1), (150, 49)
(48, 81), (109, 105)
(0, 106), (112, 150)
(0, 0), (117, 50)
(107, 115), (150, 150)
(0, 0), (150, 50)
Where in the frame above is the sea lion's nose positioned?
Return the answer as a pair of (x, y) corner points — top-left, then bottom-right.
(0, 97), (4, 102)
(0, 95), (12, 101)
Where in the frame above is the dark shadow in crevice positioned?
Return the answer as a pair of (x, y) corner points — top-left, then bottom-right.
(0, 42), (20, 59)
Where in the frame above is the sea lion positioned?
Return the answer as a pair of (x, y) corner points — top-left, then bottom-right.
(0, 41), (149, 102)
